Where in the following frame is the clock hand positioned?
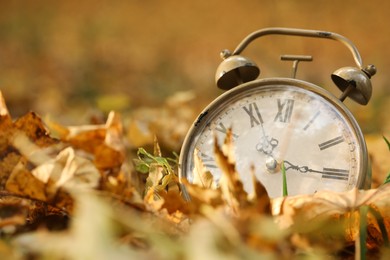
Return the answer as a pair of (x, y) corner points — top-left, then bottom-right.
(283, 160), (351, 182)
(283, 160), (323, 174)
(255, 125), (279, 155)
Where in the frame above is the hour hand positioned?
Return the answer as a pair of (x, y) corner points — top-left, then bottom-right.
(256, 135), (279, 155)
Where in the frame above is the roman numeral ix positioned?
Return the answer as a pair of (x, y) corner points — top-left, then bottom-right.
(200, 152), (217, 169)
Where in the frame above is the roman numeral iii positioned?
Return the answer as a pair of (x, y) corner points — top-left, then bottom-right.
(318, 135), (344, 150)
(322, 168), (349, 181)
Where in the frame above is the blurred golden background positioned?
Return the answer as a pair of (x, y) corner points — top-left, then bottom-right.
(1, 0), (389, 134)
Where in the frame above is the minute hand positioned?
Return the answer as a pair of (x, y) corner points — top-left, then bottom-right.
(283, 160), (350, 180)
(283, 160), (322, 173)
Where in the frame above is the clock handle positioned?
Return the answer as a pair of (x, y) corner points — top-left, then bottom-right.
(217, 27), (376, 105)
(231, 27), (363, 69)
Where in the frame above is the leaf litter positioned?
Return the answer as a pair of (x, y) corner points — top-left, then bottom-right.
(1, 90), (390, 259)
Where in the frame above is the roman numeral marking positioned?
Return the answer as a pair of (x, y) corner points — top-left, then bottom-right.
(215, 122), (228, 134)
(322, 168), (349, 181)
(303, 111), (321, 130)
(200, 152), (217, 169)
(318, 136), (344, 150)
(242, 102), (263, 128)
(274, 99), (294, 123)
(215, 122), (238, 138)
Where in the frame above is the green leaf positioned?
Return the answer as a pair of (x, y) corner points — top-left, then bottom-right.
(135, 146), (178, 194)
(133, 159), (150, 174)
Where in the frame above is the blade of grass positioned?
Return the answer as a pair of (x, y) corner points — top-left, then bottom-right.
(382, 136), (390, 185)
(281, 161), (288, 197)
(383, 136), (390, 150)
(368, 206), (389, 247)
(358, 205), (369, 260)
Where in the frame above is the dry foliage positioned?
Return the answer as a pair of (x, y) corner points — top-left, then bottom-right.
(1, 90), (390, 259)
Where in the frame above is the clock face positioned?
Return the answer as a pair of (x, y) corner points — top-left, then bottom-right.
(180, 78), (368, 198)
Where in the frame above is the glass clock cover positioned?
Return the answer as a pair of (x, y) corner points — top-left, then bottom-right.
(179, 78), (368, 198)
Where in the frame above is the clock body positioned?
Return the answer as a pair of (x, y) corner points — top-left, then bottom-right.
(179, 78), (370, 198)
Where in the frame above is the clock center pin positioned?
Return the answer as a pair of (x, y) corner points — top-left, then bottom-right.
(265, 156), (278, 173)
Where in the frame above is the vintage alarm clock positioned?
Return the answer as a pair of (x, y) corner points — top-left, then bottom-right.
(179, 28), (376, 198)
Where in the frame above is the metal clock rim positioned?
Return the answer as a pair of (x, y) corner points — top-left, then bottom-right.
(179, 77), (369, 198)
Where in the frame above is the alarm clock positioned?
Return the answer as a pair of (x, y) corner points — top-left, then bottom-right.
(179, 28), (376, 198)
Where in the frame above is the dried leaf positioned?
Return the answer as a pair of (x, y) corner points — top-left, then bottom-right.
(11, 131), (53, 166)
(0, 149), (21, 189)
(153, 135), (162, 157)
(182, 178), (224, 210)
(32, 147), (100, 193)
(1, 112), (61, 194)
(50, 111), (126, 171)
(0, 90), (11, 120)
(0, 198), (28, 230)
(144, 188), (165, 212)
(192, 148), (215, 189)
(13, 112), (57, 147)
(159, 188), (191, 215)
(145, 163), (164, 193)
(5, 161), (47, 201)
(250, 169), (272, 215)
(272, 185), (390, 253)
(93, 144), (124, 170)
(14, 191), (137, 259)
(214, 131), (248, 214)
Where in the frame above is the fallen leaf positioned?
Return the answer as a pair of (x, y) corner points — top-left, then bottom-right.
(6, 160), (47, 201)
(32, 147), (100, 192)
(13, 112), (58, 148)
(214, 130), (248, 214)
(192, 148), (215, 189)
(0, 91), (11, 119)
